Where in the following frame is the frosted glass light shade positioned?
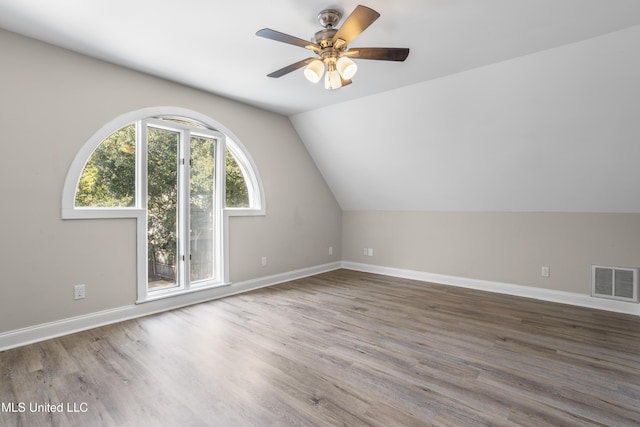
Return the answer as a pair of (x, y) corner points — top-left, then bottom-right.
(324, 69), (342, 90)
(336, 56), (358, 80)
(304, 60), (325, 83)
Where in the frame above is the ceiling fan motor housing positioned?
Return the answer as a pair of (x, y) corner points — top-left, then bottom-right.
(313, 28), (338, 47)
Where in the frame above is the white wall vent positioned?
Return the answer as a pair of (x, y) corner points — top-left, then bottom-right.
(591, 265), (638, 303)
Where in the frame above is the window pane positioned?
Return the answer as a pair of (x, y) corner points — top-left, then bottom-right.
(225, 149), (249, 208)
(147, 127), (179, 290)
(75, 124), (136, 207)
(190, 135), (216, 282)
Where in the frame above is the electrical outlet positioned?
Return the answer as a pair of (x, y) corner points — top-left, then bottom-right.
(541, 266), (550, 277)
(329, 246), (333, 256)
(74, 284), (86, 300)
(261, 256), (268, 267)
(367, 248), (374, 257)
(363, 247), (368, 256)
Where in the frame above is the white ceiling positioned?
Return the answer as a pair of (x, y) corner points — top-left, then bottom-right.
(1, 0), (639, 116)
(2, 0), (640, 212)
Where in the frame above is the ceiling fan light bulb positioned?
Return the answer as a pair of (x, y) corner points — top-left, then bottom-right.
(325, 69), (342, 90)
(304, 60), (325, 83)
(336, 56), (358, 80)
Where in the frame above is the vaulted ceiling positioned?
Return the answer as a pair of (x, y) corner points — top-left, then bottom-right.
(2, 0), (639, 212)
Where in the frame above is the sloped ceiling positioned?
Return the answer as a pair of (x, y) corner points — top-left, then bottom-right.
(1, 0), (640, 212)
(292, 25), (640, 212)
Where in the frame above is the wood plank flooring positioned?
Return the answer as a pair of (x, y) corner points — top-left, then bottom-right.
(1, 269), (640, 426)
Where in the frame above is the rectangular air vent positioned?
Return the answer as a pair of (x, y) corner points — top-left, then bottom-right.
(591, 265), (639, 303)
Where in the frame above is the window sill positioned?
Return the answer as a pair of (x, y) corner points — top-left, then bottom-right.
(61, 208), (146, 220)
(224, 207), (265, 217)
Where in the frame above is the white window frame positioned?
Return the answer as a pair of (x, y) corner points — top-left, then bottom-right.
(61, 107), (265, 303)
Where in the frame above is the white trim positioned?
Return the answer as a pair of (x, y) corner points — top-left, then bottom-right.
(0, 262), (341, 351)
(226, 137), (265, 215)
(61, 106), (265, 219)
(5, 260), (638, 351)
(137, 281), (232, 304)
(61, 208), (145, 219)
(342, 262), (640, 317)
(61, 107), (266, 303)
(224, 207), (264, 216)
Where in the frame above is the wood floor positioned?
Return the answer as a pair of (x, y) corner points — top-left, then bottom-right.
(1, 269), (639, 426)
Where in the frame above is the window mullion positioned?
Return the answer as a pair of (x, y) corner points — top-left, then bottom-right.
(215, 135), (226, 281)
(138, 120), (150, 301)
(138, 120), (148, 209)
(180, 129), (191, 290)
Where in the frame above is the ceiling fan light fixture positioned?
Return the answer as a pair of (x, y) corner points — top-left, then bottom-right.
(336, 56), (358, 80)
(324, 64), (342, 90)
(304, 59), (325, 83)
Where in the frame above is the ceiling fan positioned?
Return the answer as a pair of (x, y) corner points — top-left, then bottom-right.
(256, 5), (409, 90)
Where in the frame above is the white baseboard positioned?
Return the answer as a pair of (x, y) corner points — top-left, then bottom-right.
(341, 261), (640, 317)
(3, 260), (636, 351)
(0, 262), (342, 351)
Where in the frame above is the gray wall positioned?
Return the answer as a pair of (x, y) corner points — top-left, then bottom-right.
(0, 29), (341, 333)
(298, 24), (640, 302)
(343, 211), (640, 295)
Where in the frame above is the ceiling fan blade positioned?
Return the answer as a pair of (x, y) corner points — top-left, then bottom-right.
(332, 5), (380, 47)
(256, 28), (321, 52)
(267, 57), (316, 78)
(345, 47), (410, 61)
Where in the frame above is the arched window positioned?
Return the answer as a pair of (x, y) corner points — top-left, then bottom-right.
(62, 107), (264, 302)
